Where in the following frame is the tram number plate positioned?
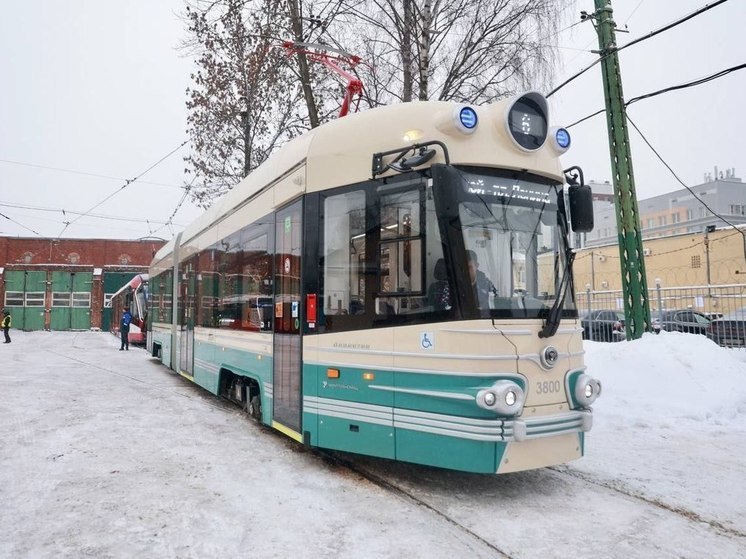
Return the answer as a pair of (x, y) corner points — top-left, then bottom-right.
(536, 380), (561, 395)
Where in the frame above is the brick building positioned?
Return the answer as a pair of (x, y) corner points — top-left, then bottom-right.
(0, 237), (165, 331)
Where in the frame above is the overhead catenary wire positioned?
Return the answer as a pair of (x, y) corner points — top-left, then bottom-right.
(565, 61), (746, 129)
(0, 211), (41, 236)
(0, 158), (185, 189)
(546, 0), (730, 98)
(56, 140), (188, 238)
(626, 114), (746, 258)
(0, 201), (185, 227)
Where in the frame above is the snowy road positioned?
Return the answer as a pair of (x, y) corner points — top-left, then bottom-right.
(1, 332), (744, 558)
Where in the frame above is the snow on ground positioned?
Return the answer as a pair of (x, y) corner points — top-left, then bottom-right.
(0, 330), (744, 558)
(579, 332), (746, 534)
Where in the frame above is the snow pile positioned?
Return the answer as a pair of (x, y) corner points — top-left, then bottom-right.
(584, 331), (746, 424)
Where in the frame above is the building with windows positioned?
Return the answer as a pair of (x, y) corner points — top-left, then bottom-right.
(0, 237), (164, 331)
(581, 168), (745, 248)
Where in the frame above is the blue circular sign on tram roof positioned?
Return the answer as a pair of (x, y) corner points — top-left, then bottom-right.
(555, 128), (571, 149)
(459, 107), (478, 130)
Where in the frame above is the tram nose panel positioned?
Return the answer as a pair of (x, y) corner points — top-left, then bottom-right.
(498, 321), (584, 408)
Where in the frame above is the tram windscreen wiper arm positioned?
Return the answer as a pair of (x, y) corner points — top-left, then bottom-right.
(538, 251), (575, 339)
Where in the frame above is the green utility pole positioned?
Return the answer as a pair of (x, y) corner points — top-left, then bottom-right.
(593, 0), (651, 340)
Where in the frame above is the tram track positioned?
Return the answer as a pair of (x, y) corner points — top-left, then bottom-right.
(549, 465), (746, 541)
(315, 450), (516, 559)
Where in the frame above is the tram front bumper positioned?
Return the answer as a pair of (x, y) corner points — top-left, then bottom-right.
(507, 410), (593, 442)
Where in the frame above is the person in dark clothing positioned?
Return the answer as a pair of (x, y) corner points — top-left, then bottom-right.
(427, 258), (452, 310)
(466, 250), (497, 309)
(2, 309), (11, 343)
(120, 308), (132, 351)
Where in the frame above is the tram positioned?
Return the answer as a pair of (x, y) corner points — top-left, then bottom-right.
(111, 273), (148, 345)
(148, 92), (601, 473)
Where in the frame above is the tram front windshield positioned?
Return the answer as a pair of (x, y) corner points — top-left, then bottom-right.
(453, 169), (575, 319)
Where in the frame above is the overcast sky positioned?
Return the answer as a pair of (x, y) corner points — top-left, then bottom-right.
(1, 0), (744, 240)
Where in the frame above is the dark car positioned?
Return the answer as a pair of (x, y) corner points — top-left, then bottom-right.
(581, 309), (626, 342)
(707, 306), (746, 348)
(656, 309), (711, 336)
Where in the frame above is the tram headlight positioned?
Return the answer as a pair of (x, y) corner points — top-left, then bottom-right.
(505, 390), (517, 407)
(572, 373), (602, 408)
(477, 381), (525, 416)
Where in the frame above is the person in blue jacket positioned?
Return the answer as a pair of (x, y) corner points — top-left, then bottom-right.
(120, 308), (132, 351)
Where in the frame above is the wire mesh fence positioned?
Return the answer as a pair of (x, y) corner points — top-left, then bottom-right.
(575, 283), (746, 348)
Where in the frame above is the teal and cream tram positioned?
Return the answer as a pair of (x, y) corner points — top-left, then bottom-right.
(148, 92), (601, 473)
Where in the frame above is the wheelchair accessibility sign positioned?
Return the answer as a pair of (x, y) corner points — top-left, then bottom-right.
(420, 332), (434, 350)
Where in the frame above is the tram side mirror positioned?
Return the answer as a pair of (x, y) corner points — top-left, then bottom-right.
(568, 184), (594, 233)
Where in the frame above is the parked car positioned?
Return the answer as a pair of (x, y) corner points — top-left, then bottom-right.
(707, 306), (746, 348)
(581, 309), (626, 342)
(703, 312), (724, 321)
(656, 309), (711, 336)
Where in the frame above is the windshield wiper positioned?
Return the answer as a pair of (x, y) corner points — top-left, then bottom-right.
(539, 189), (574, 339)
(538, 250), (575, 338)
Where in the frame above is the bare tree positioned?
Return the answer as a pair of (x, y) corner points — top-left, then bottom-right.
(183, 0), (307, 207)
(336, 0), (571, 104)
(181, 0), (570, 207)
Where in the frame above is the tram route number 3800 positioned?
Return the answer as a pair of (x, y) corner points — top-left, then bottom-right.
(536, 380), (561, 394)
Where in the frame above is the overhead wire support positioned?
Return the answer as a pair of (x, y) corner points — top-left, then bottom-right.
(592, 0), (650, 340)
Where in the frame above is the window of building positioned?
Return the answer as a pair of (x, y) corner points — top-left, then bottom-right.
(686, 209), (693, 221)
(730, 204), (745, 215)
(104, 293), (114, 308)
(72, 292), (91, 308)
(647, 218), (655, 229)
(659, 216), (667, 226)
(4, 291), (24, 307)
(691, 255), (701, 269)
(52, 293), (71, 307)
(671, 213), (680, 224)
(25, 292), (45, 307)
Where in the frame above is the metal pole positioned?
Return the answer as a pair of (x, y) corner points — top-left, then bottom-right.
(656, 278), (663, 316)
(593, 0), (651, 339)
(591, 251), (595, 291)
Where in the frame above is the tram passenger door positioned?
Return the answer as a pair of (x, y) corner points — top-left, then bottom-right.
(179, 262), (196, 377)
(272, 201), (303, 438)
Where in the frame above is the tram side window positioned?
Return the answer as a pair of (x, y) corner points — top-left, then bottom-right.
(151, 271), (173, 323)
(216, 226), (272, 331)
(323, 190), (366, 318)
(376, 186), (447, 316)
(196, 249), (219, 327)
